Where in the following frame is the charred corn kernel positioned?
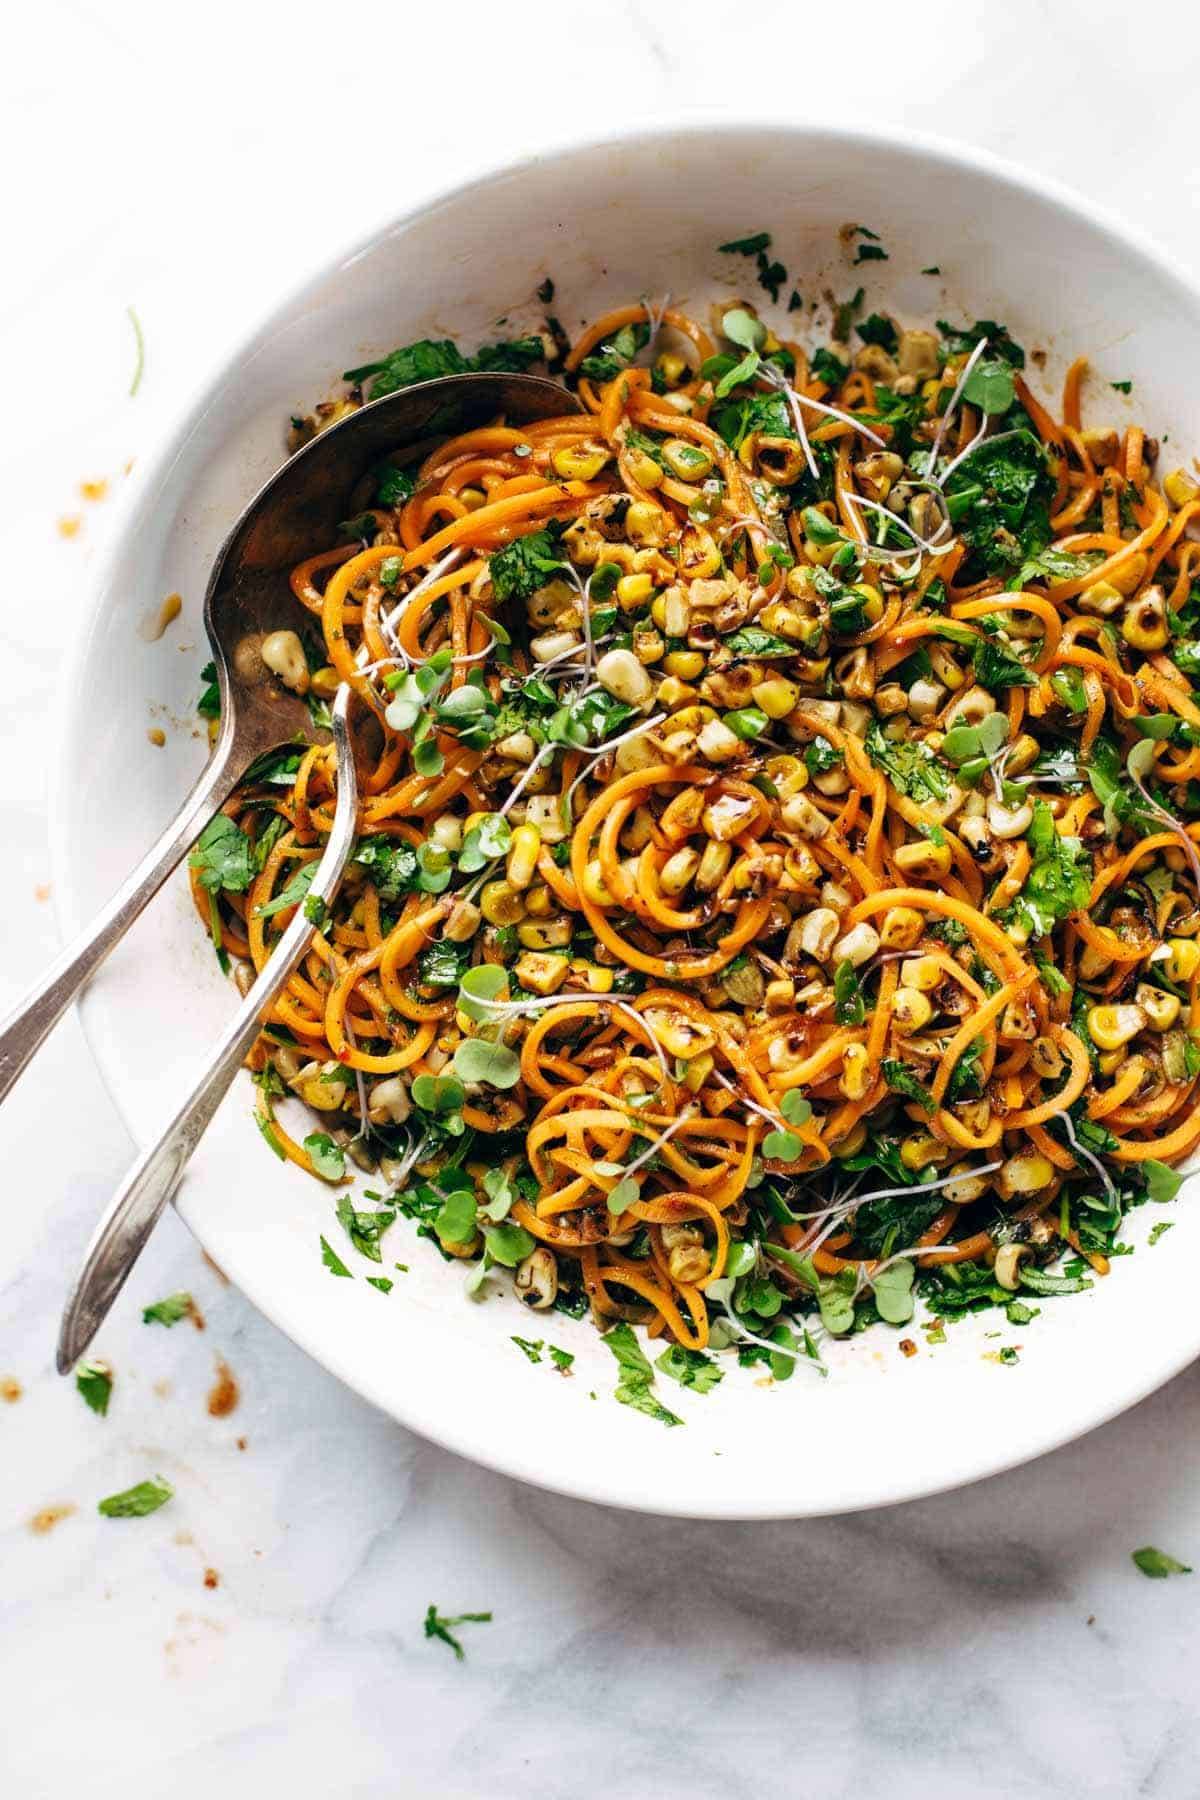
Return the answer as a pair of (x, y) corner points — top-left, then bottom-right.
(261, 629), (309, 695)
(927, 644), (964, 690)
(514, 950), (569, 995)
(1000, 1151), (1054, 1196)
(656, 676), (697, 707)
(517, 916), (572, 951)
(660, 847), (701, 895)
(443, 898), (482, 943)
(764, 977), (795, 1012)
(1165, 467), (1200, 508)
(1121, 590), (1169, 651)
(663, 588), (690, 637)
(296, 1071), (345, 1111)
(625, 501), (666, 546)
(1030, 1035), (1064, 1080)
(664, 650), (705, 680)
(942, 1162), (990, 1206)
(1095, 1048), (1124, 1075)
(987, 798), (1033, 840)
(523, 882), (555, 919)
(626, 449), (663, 490)
(681, 1050), (714, 1093)
(782, 845), (821, 888)
(679, 525), (721, 578)
(1136, 983), (1181, 1030)
(458, 485), (487, 511)
(833, 922), (880, 967)
(651, 596), (668, 630)
(562, 519), (603, 566)
(617, 572), (654, 607)
(310, 664), (340, 699)
(695, 839), (732, 892)
(894, 838), (952, 878)
(1005, 733), (1041, 776)
(1077, 579), (1125, 617)
(569, 958), (613, 994)
(839, 1043), (871, 1101)
(1000, 999), (1036, 1039)
(891, 988), (933, 1033)
(646, 1008), (716, 1059)
(662, 438), (714, 481)
(900, 956), (941, 992)
(596, 647), (654, 706)
(852, 582), (885, 623)
(551, 443), (610, 481)
(752, 676), (800, 719)
(1087, 1003), (1146, 1051)
(668, 1243), (711, 1283)
(515, 1246), (558, 1308)
(792, 907), (840, 962)
(993, 1244), (1031, 1290)
(781, 791), (829, 839)
(655, 350), (688, 388)
(880, 907), (924, 951)
(697, 717), (742, 761)
(429, 812), (464, 852)
(662, 788), (706, 838)
(768, 754), (808, 796)
(1166, 937), (1200, 982)
(505, 824), (541, 891)
(582, 858), (615, 905)
(759, 601), (809, 643)
(901, 1132), (949, 1170)
(480, 879), (526, 927)
(633, 627), (665, 664)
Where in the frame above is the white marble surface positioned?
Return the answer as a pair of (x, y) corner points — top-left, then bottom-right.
(4, 3), (1200, 1794)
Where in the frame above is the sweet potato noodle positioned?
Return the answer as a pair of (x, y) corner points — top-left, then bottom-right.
(190, 292), (1199, 1375)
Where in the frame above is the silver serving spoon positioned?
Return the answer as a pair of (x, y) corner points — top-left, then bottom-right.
(24, 370), (580, 1368)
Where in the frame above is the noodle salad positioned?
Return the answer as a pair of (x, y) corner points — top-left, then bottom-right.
(191, 256), (1199, 1401)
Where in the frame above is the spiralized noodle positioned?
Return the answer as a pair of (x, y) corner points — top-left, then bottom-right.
(194, 290), (1200, 1372)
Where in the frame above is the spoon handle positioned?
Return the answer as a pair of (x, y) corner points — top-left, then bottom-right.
(56, 693), (359, 1372)
(0, 747), (244, 1108)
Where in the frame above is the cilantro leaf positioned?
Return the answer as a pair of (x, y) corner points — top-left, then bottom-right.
(189, 814), (253, 894)
(655, 1345), (724, 1393)
(1132, 1547), (1192, 1579)
(76, 1359), (113, 1416)
(488, 525), (566, 604)
(142, 1292), (192, 1327)
(98, 1476), (173, 1518)
(603, 1322), (683, 1426)
(881, 1059), (935, 1111)
(864, 720), (950, 802)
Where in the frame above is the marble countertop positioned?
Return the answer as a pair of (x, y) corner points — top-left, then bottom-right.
(4, 2), (1200, 1794)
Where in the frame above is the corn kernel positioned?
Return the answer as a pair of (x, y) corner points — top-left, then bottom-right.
(514, 951), (569, 995)
(568, 958), (613, 994)
(900, 956), (941, 992)
(662, 438), (714, 481)
(505, 824), (541, 891)
(901, 1132), (949, 1170)
(880, 907), (923, 951)
(1166, 937), (1200, 982)
(752, 676), (800, 719)
(663, 650), (705, 680)
(1087, 1003), (1145, 1051)
(625, 501), (665, 546)
(617, 572), (654, 607)
(1165, 467), (1200, 509)
(480, 879), (526, 926)
(891, 989), (933, 1033)
(517, 917), (572, 950)
(655, 350), (688, 388)
(551, 444), (610, 481)
(840, 1043), (871, 1102)
(626, 450), (663, 490)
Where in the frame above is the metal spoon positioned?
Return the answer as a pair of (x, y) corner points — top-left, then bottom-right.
(30, 370), (580, 1366)
(0, 371), (577, 1110)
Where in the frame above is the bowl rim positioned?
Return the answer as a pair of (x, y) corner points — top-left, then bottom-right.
(49, 115), (1200, 1518)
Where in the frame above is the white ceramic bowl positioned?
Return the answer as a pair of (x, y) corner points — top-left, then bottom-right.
(53, 122), (1200, 1518)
